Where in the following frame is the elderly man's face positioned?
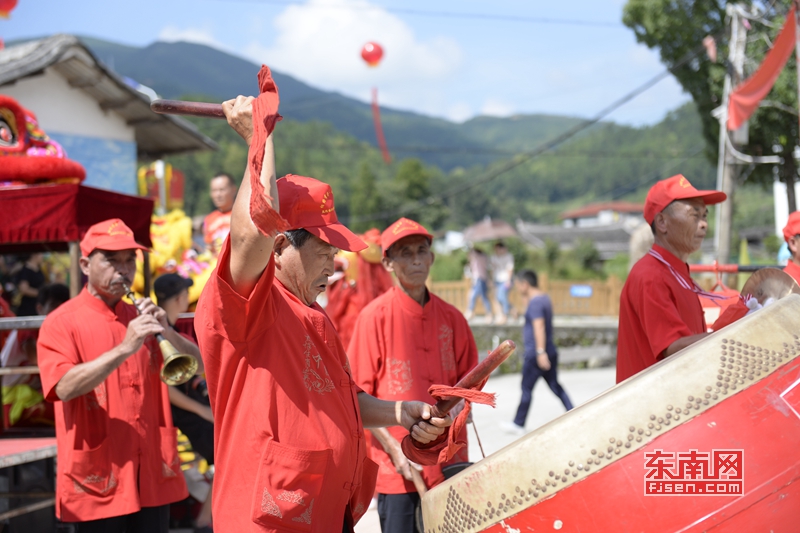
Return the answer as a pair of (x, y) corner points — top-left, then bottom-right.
(659, 198), (708, 255)
(79, 249), (137, 301)
(210, 176), (237, 212)
(383, 235), (434, 290)
(274, 234), (338, 306)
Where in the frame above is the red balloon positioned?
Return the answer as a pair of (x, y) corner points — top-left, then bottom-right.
(361, 42), (384, 67)
(0, 0), (18, 18)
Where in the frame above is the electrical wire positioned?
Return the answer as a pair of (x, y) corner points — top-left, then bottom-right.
(341, 39), (712, 225)
(208, 0), (623, 27)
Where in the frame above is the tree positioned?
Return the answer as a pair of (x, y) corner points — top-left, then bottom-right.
(349, 163), (386, 232)
(393, 158), (447, 228)
(622, 0), (799, 209)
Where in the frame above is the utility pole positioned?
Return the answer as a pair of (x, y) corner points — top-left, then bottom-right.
(715, 4), (748, 264)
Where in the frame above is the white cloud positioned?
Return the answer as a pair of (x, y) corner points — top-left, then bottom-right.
(446, 102), (474, 123)
(158, 25), (224, 49)
(245, 0), (463, 112)
(480, 98), (515, 117)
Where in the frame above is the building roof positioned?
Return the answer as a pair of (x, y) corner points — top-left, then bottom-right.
(463, 216), (517, 243)
(560, 201), (644, 220)
(516, 220), (635, 260)
(0, 35), (217, 158)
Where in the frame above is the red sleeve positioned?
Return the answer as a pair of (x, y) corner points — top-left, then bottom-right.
(205, 236), (277, 344)
(37, 314), (79, 402)
(347, 303), (384, 396)
(637, 278), (696, 360)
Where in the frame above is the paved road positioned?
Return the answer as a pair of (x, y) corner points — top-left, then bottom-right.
(355, 366), (617, 532)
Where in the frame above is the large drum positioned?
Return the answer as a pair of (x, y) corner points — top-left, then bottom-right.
(422, 295), (800, 532)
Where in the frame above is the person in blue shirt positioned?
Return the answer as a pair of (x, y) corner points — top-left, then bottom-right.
(502, 269), (573, 435)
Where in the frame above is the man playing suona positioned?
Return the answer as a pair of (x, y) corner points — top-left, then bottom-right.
(194, 68), (451, 533)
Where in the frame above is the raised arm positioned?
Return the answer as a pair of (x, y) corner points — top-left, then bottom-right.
(223, 96), (279, 297)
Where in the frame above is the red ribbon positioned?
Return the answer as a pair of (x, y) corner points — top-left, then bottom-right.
(248, 66), (289, 237)
(400, 380), (495, 466)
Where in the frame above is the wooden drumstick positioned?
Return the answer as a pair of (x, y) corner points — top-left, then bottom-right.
(430, 340), (516, 419)
(150, 99), (225, 119)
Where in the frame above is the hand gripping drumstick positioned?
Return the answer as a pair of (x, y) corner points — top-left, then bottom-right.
(150, 99), (225, 119)
(428, 339), (516, 419)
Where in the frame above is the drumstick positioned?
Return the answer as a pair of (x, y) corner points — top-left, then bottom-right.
(470, 421), (486, 459)
(150, 99), (225, 119)
(430, 340), (516, 419)
(410, 468), (428, 496)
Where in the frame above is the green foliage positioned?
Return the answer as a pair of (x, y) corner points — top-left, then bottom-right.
(430, 249), (468, 282)
(622, 0), (799, 204)
(349, 163), (385, 233)
(573, 239), (603, 272)
(764, 234), (781, 256)
(603, 253), (631, 281)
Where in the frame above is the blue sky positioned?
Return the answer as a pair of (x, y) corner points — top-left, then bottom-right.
(1, 0), (690, 125)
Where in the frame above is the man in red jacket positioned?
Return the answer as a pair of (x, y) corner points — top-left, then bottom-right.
(617, 175), (727, 383)
(38, 219), (198, 531)
(782, 211), (800, 284)
(193, 74), (450, 533)
(348, 217), (478, 533)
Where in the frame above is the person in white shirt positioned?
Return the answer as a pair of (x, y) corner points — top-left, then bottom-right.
(490, 241), (514, 324)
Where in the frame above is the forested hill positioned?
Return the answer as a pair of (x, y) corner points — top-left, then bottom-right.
(76, 36), (587, 170)
(167, 100), (717, 234)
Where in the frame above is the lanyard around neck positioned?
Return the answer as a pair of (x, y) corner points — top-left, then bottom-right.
(648, 249), (730, 301)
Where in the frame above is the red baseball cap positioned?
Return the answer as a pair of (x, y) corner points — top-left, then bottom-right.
(381, 217), (433, 257)
(643, 174), (727, 224)
(277, 175), (366, 252)
(783, 211), (800, 242)
(80, 218), (148, 257)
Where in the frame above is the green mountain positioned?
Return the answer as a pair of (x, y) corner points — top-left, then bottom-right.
(76, 36), (583, 170)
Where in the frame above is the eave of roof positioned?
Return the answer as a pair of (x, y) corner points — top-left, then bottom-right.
(0, 34), (217, 158)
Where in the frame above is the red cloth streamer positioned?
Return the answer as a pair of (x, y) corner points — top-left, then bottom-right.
(400, 380), (495, 466)
(248, 66), (290, 237)
(371, 87), (392, 164)
(727, 6), (796, 131)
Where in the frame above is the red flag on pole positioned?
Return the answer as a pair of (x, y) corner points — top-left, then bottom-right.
(727, 7), (796, 131)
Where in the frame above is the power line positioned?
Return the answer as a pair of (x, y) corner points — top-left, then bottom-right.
(342, 42), (709, 225)
(209, 0), (623, 27)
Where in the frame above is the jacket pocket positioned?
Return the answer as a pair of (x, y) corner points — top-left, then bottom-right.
(349, 457), (378, 524)
(66, 439), (117, 497)
(251, 440), (332, 531)
(159, 426), (181, 481)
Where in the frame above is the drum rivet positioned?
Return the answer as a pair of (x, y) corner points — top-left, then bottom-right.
(629, 425), (636, 431)
(657, 417), (663, 423)
(564, 468), (570, 475)
(500, 493), (505, 500)
(515, 486), (520, 493)
(609, 437), (615, 443)
(545, 479), (551, 486)
(568, 460), (574, 467)
(607, 446), (613, 453)
(534, 491), (539, 497)
(636, 436), (642, 442)
(648, 422), (654, 429)
(590, 449), (596, 455)
(561, 476), (567, 482)
(549, 470), (555, 477)
(645, 431), (651, 436)
(674, 415), (680, 420)
(625, 442), (631, 448)
(722, 339), (728, 344)
(615, 448), (621, 454)
(649, 415), (656, 420)
(585, 465), (591, 471)
(572, 471), (578, 477)
(554, 519), (563, 530)
(665, 413), (672, 419)
(637, 428), (644, 434)
(655, 425), (662, 430)
(577, 464), (583, 470)
(598, 451), (605, 458)
(616, 440), (622, 447)
(627, 434), (634, 440)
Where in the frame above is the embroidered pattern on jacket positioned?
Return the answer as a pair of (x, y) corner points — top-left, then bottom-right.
(277, 490), (306, 506)
(439, 324), (456, 372)
(302, 336), (335, 394)
(387, 358), (413, 395)
(261, 489), (282, 517)
(292, 499), (314, 524)
(74, 472), (117, 494)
